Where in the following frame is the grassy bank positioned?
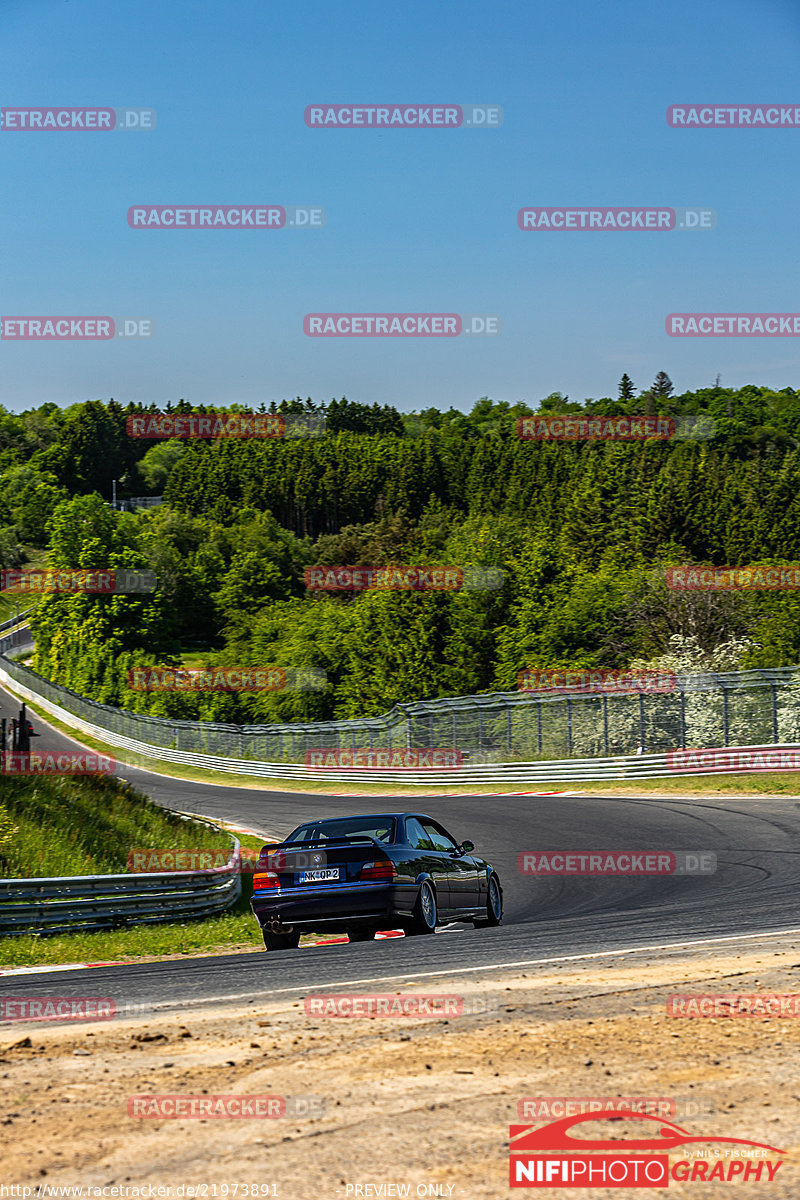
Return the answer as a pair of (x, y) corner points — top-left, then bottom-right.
(0, 774), (273, 967)
(0, 907), (265, 967)
(0, 773), (239, 878)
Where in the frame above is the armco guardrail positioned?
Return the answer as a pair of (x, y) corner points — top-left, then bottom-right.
(2, 640), (800, 760)
(3, 627), (800, 782)
(0, 607), (33, 635)
(0, 647), (798, 783)
(0, 831), (243, 936)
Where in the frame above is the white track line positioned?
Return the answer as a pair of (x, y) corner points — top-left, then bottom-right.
(3, 926), (798, 985)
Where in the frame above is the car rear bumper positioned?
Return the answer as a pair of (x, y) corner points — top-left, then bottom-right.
(250, 880), (417, 932)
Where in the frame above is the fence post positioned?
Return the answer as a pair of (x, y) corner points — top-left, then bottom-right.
(602, 696), (609, 756)
(566, 698), (572, 755)
(537, 702), (542, 754)
(680, 690), (686, 748)
(722, 683), (729, 747)
(639, 694), (645, 750)
(771, 683), (778, 744)
(506, 703), (512, 752)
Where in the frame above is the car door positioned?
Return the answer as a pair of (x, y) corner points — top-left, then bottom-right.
(422, 821), (481, 911)
(404, 817), (455, 913)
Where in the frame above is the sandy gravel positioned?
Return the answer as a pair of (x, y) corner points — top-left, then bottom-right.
(1, 936), (799, 1198)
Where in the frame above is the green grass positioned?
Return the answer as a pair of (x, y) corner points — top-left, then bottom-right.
(0, 774), (240, 878)
(572, 772), (800, 796)
(0, 594), (34, 623)
(0, 546), (49, 620)
(0, 906), (265, 967)
(0, 774), (274, 967)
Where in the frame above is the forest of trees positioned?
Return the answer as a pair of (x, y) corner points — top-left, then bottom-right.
(3, 379), (800, 723)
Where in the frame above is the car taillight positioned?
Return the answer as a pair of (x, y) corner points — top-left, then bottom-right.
(252, 871), (280, 891)
(359, 860), (397, 881)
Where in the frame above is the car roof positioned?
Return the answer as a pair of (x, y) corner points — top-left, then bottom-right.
(299, 812), (434, 823)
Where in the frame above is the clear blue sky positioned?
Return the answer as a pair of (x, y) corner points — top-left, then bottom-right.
(2, 0), (799, 413)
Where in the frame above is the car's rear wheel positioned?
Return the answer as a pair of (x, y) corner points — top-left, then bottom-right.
(473, 873), (503, 928)
(347, 928), (375, 942)
(407, 880), (437, 935)
(262, 929), (301, 951)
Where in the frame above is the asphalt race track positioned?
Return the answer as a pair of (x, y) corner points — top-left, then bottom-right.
(3, 679), (800, 1014)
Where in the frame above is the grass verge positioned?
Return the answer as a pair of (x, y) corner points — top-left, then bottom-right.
(569, 772), (800, 796)
(0, 908), (265, 968)
(0, 772), (273, 968)
(0, 774), (241, 877)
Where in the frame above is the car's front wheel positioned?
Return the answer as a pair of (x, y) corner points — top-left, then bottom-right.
(407, 880), (438, 935)
(473, 873), (503, 928)
(262, 929), (301, 951)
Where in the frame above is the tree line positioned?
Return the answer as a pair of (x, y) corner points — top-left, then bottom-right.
(3, 382), (800, 722)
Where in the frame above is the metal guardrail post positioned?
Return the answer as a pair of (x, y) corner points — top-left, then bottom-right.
(680, 690), (686, 746)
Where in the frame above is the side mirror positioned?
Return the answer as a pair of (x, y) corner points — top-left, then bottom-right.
(461, 840), (475, 854)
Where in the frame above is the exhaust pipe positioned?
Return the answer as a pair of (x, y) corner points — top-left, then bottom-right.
(266, 918), (294, 933)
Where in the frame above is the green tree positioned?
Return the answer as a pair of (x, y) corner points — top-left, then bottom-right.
(618, 373), (636, 400)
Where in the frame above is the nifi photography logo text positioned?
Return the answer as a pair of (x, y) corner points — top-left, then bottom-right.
(509, 1111), (785, 1187)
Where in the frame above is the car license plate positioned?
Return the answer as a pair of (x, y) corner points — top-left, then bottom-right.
(299, 868), (340, 882)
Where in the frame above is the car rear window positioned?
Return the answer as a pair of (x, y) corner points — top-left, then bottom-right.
(287, 817), (397, 844)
